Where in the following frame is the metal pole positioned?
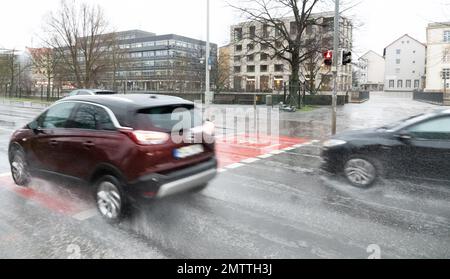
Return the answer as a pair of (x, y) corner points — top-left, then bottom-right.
(331, 0), (340, 135)
(205, 0), (211, 105)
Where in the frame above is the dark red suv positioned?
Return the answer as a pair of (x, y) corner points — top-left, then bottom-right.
(8, 94), (217, 222)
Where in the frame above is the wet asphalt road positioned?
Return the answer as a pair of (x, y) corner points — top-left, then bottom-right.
(0, 93), (449, 259)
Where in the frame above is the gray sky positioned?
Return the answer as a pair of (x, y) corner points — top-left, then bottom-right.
(0, 0), (449, 58)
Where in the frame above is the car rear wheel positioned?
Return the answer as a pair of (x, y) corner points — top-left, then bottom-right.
(95, 175), (126, 223)
(344, 157), (378, 188)
(10, 149), (30, 186)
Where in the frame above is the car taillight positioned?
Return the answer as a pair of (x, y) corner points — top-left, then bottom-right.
(203, 121), (215, 136)
(121, 129), (169, 145)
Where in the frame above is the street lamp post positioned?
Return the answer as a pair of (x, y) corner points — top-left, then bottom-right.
(204, 0), (212, 105)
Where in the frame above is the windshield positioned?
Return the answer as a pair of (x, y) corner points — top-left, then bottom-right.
(134, 105), (202, 132)
(379, 113), (428, 130)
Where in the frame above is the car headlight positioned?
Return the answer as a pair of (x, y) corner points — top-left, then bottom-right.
(322, 139), (347, 148)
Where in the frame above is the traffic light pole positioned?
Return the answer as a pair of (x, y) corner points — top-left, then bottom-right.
(331, 0), (340, 136)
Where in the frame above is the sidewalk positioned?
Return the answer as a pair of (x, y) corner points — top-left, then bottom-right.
(0, 98), (52, 109)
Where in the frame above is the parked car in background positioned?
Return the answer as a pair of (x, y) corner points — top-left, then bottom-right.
(321, 109), (450, 188)
(68, 89), (117, 96)
(8, 94), (217, 222)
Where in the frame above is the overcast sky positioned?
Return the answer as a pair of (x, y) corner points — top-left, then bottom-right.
(0, 0), (449, 58)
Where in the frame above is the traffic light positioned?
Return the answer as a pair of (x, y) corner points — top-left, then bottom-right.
(324, 50), (333, 66)
(342, 50), (352, 65)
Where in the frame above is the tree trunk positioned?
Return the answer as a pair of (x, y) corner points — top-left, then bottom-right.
(289, 62), (302, 109)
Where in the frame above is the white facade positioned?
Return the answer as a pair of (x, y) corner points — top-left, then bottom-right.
(425, 22), (450, 92)
(358, 50), (385, 91)
(384, 34), (426, 92)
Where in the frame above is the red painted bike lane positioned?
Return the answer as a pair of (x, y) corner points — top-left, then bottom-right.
(0, 133), (309, 219)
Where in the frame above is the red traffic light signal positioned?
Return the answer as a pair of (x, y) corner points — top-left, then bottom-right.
(324, 50), (333, 66)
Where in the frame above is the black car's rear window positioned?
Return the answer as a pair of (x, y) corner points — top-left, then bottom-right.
(134, 105), (202, 132)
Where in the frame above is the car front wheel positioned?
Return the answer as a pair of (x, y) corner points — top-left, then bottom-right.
(95, 175), (127, 223)
(10, 149), (30, 186)
(344, 157), (378, 188)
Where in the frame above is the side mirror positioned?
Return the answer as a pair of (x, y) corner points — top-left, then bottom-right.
(28, 121), (43, 134)
(396, 131), (412, 142)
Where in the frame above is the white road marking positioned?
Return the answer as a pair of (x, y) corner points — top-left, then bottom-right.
(0, 172), (11, 178)
(283, 147), (296, 151)
(311, 140), (321, 144)
(293, 144), (305, 148)
(270, 150), (285, 155)
(258, 154), (273, 159)
(241, 158), (260, 164)
(72, 209), (98, 221)
(218, 168), (228, 173)
(225, 163), (245, 169)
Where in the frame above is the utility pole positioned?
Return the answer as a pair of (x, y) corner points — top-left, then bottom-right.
(205, 0), (212, 105)
(331, 0), (340, 135)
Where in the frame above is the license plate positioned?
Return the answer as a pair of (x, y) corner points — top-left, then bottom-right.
(173, 144), (204, 159)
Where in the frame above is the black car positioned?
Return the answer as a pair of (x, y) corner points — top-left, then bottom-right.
(321, 109), (450, 187)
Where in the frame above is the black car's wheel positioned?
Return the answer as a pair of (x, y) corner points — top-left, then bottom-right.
(10, 149), (30, 186)
(343, 156), (380, 188)
(95, 175), (127, 223)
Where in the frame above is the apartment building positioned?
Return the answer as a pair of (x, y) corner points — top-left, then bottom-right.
(425, 22), (450, 92)
(384, 34), (426, 92)
(357, 51), (385, 91)
(228, 12), (353, 93)
(98, 30), (218, 92)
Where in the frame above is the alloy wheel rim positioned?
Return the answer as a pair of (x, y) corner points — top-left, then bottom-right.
(97, 182), (122, 219)
(344, 159), (376, 186)
(11, 155), (25, 182)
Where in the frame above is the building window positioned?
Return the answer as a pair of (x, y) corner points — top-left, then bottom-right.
(443, 48), (450, 63)
(414, 80), (420, 88)
(234, 56), (241, 62)
(249, 26), (256, 39)
(443, 68), (450, 79)
(263, 25), (269, 38)
(397, 80), (403, 88)
(247, 54), (254, 62)
(234, 66), (241, 73)
(247, 44), (255, 51)
(389, 80), (395, 88)
(444, 31), (450, 42)
(413, 61), (415, 64)
(261, 43), (269, 50)
(396, 59), (401, 64)
(406, 80), (411, 88)
(235, 45), (242, 52)
(290, 22), (298, 36)
(274, 64), (284, 72)
(260, 53), (269, 61)
(395, 68), (400, 74)
(260, 65), (268, 72)
(234, 28), (243, 41)
(247, 65), (255, 73)
(396, 49), (401, 55)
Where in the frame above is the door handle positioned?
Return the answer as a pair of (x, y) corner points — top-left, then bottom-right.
(49, 140), (59, 146)
(83, 141), (95, 148)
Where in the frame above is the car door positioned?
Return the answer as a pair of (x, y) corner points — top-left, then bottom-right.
(28, 102), (77, 172)
(56, 103), (119, 180)
(404, 116), (450, 180)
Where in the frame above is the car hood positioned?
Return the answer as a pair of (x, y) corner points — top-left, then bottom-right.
(332, 128), (386, 140)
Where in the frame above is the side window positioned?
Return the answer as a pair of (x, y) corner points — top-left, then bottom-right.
(39, 102), (77, 129)
(77, 91), (91, 96)
(69, 104), (116, 131)
(407, 116), (450, 140)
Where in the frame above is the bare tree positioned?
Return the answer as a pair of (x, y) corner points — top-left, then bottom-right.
(42, 0), (118, 89)
(216, 46), (232, 93)
(27, 47), (60, 100)
(230, 0), (321, 108)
